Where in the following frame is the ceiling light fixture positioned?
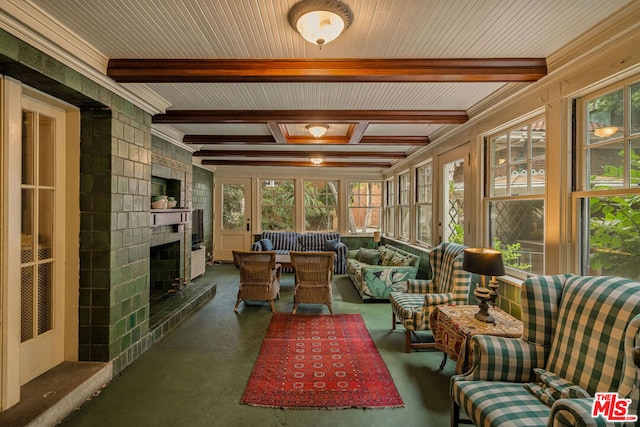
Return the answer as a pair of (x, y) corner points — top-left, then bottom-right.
(288, 0), (353, 48)
(310, 158), (324, 165)
(593, 126), (618, 138)
(306, 124), (329, 138)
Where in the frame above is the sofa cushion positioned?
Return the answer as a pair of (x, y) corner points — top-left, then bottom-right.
(324, 238), (340, 251)
(259, 238), (274, 251)
(357, 248), (381, 265)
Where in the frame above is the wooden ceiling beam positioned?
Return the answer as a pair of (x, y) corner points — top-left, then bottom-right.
(201, 160), (391, 168)
(108, 58), (547, 83)
(183, 135), (276, 144)
(359, 136), (430, 145)
(154, 110), (468, 124)
(193, 150), (406, 159)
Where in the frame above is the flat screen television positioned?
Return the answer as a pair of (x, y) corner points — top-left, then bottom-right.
(192, 209), (204, 247)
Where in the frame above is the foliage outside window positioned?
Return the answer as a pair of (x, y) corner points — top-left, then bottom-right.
(260, 179), (294, 231)
(222, 183), (246, 229)
(348, 181), (382, 233)
(416, 161), (433, 246)
(398, 172), (410, 240)
(486, 117), (546, 275)
(304, 180), (338, 232)
(384, 178), (395, 237)
(578, 81), (640, 280)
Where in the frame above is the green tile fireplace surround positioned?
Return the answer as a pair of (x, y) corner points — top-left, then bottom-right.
(0, 28), (210, 376)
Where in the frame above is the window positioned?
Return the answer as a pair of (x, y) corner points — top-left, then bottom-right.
(347, 181), (382, 233)
(486, 117), (546, 275)
(398, 172), (410, 240)
(260, 179), (294, 231)
(304, 180), (338, 232)
(576, 79), (640, 280)
(384, 178), (395, 237)
(415, 161), (433, 246)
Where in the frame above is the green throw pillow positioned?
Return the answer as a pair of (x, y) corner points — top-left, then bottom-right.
(357, 248), (381, 265)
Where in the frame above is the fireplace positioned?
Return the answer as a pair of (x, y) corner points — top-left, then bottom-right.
(150, 241), (181, 293)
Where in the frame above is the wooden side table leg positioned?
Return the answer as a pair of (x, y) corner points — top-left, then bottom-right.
(439, 352), (448, 369)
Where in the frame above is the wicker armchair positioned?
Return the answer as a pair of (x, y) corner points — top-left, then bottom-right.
(232, 250), (281, 312)
(290, 251), (335, 314)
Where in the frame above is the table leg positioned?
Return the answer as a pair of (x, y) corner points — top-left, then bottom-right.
(439, 353), (448, 369)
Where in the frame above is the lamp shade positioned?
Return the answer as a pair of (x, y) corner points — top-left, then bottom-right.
(463, 248), (505, 277)
(373, 231), (381, 242)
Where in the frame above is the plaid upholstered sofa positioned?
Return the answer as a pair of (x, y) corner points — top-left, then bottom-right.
(346, 245), (421, 301)
(389, 242), (471, 352)
(251, 231), (347, 274)
(451, 274), (640, 427)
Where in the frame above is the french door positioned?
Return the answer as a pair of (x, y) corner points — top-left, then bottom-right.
(437, 145), (470, 245)
(19, 96), (66, 384)
(214, 177), (252, 261)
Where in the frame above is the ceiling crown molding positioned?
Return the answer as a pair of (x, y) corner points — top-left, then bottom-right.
(151, 124), (197, 153)
(0, 0), (170, 115)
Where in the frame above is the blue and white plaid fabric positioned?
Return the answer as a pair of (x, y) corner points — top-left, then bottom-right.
(251, 231), (347, 273)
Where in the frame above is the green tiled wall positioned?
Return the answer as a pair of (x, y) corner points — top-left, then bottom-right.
(192, 165), (214, 255)
(0, 28), (188, 374)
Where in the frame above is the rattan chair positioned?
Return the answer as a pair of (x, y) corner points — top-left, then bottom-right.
(232, 250), (281, 312)
(290, 251), (335, 314)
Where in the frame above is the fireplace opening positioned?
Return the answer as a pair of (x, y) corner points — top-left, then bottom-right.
(149, 241), (183, 305)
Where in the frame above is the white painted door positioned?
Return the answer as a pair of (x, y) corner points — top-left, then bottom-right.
(19, 96), (66, 384)
(214, 177), (252, 261)
(438, 145), (469, 245)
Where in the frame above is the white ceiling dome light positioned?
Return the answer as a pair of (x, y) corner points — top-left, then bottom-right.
(288, 0), (354, 48)
(306, 124), (329, 138)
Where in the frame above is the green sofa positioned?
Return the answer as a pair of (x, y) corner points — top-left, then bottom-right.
(346, 245), (420, 301)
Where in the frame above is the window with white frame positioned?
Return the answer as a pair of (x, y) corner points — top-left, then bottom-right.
(415, 161), (433, 246)
(347, 181), (382, 233)
(384, 178), (395, 236)
(260, 179), (295, 231)
(576, 78), (640, 280)
(304, 180), (338, 232)
(486, 116), (546, 276)
(398, 172), (410, 240)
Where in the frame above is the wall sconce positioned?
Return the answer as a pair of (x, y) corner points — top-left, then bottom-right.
(310, 158), (324, 165)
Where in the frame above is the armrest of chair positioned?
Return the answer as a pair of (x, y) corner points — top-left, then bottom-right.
(549, 398), (608, 427)
(406, 279), (438, 294)
(453, 335), (545, 383)
(424, 292), (454, 306)
(251, 241), (262, 251)
(272, 263), (282, 280)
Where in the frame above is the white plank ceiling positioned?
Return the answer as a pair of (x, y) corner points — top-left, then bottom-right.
(19, 0), (636, 169)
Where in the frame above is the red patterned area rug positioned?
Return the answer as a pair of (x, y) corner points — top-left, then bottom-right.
(240, 313), (404, 409)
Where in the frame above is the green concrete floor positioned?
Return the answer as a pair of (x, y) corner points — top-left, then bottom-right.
(60, 264), (458, 427)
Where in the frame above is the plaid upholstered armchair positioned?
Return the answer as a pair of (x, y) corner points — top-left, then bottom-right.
(389, 242), (471, 352)
(451, 274), (640, 427)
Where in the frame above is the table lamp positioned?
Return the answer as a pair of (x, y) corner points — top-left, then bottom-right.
(373, 231), (381, 246)
(462, 247), (505, 323)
